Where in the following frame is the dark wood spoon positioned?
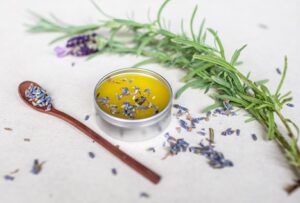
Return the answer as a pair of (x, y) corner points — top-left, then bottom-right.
(18, 81), (161, 184)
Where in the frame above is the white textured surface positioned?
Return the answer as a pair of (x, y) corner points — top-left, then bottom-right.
(0, 0), (300, 202)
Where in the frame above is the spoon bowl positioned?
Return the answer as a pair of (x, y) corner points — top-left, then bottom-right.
(18, 81), (52, 113)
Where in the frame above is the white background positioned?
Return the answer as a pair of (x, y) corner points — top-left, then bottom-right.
(0, 0), (300, 202)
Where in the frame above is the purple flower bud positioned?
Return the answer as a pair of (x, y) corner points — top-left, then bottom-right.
(54, 46), (69, 57)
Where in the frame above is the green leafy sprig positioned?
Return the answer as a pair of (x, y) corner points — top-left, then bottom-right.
(27, 0), (300, 192)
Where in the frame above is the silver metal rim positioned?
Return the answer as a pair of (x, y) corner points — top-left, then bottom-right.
(94, 68), (173, 128)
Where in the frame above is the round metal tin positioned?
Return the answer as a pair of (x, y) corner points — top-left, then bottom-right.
(94, 68), (173, 141)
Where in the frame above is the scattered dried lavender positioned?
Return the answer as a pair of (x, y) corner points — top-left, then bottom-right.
(4, 175), (15, 181)
(251, 133), (258, 141)
(286, 103), (295, 108)
(146, 147), (156, 153)
(140, 192), (150, 198)
(197, 131), (206, 136)
(276, 68), (282, 75)
(164, 133), (189, 155)
(10, 169), (19, 174)
(221, 128), (235, 136)
(173, 104), (189, 112)
(4, 127), (13, 131)
(25, 83), (52, 111)
(236, 129), (241, 136)
(178, 119), (190, 131)
(189, 142), (233, 169)
(258, 23), (268, 29)
(24, 138), (31, 142)
(88, 152), (95, 159)
(84, 115), (90, 121)
(111, 168), (117, 175)
(31, 159), (44, 175)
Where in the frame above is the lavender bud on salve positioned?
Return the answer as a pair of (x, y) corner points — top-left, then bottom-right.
(95, 72), (170, 120)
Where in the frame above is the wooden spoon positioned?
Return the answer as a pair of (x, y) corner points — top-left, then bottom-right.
(18, 81), (161, 184)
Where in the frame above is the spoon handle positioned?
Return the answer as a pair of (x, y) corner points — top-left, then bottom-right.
(50, 108), (161, 184)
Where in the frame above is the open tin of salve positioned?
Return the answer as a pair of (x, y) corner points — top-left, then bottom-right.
(94, 68), (173, 141)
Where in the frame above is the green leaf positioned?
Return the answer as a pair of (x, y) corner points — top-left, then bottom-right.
(171, 37), (213, 53)
(197, 19), (206, 42)
(245, 117), (257, 123)
(157, 0), (170, 28)
(193, 54), (236, 72)
(211, 76), (232, 89)
(190, 5), (198, 41)
(255, 79), (269, 86)
(181, 63), (213, 82)
(275, 56), (288, 96)
(230, 44), (247, 65)
(207, 28), (225, 59)
(267, 111), (275, 139)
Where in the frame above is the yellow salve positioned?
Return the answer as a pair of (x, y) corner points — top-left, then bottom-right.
(96, 72), (170, 119)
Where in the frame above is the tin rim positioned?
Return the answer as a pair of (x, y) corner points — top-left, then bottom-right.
(94, 68), (173, 126)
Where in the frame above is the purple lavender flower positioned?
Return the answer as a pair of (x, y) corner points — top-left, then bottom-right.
(173, 104), (189, 112)
(55, 33), (98, 57)
(179, 119), (189, 131)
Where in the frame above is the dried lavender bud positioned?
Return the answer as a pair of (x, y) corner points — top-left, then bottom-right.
(173, 104), (189, 112)
(25, 84), (52, 111)
(140, 192), (150, 198)
(146, 147), (156, 152)
(88, 152), (95, 159)
(197, 131), (206, 136)
(179, 119), (189, 131)
(276, 68), (282, 75)
(286, 103), (295, 108)
(31, 159), (44, 175)
(4, 127), (13, 131)
(251, 133), (257, 141)
(84, 115), (90, 121)
(4, 175), (15, 181)
(111, 168), (117, 175)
